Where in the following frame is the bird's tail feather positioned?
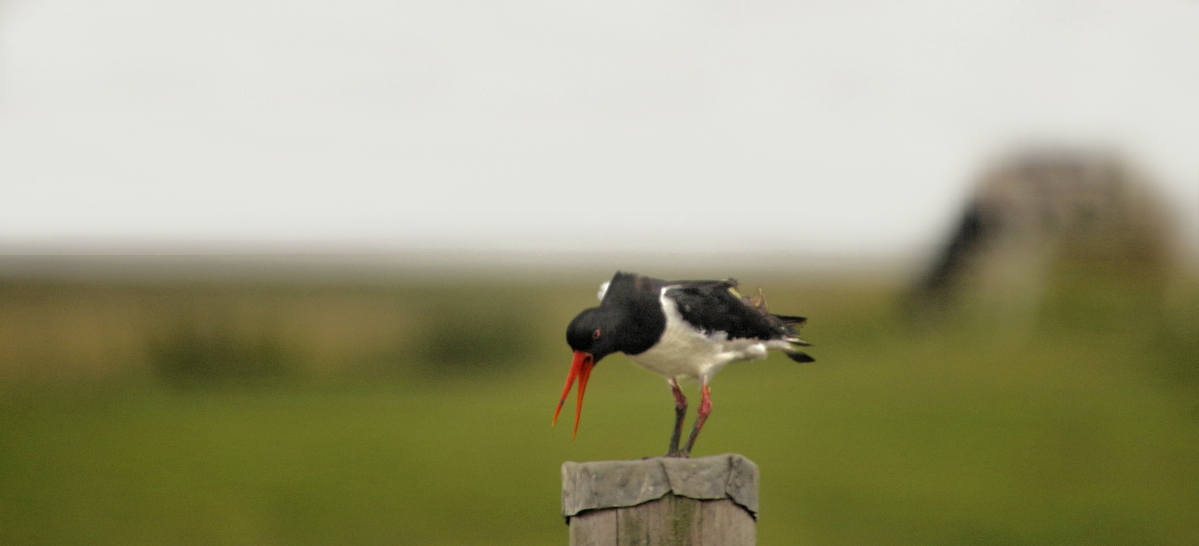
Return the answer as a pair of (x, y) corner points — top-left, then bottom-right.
(772, 314), (807, 326)
(785, 350), (815, 363)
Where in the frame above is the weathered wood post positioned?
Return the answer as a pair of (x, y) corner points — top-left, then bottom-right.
(561, 453), (758, 546)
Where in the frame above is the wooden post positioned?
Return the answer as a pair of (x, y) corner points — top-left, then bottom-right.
(562, 453), (758, 546)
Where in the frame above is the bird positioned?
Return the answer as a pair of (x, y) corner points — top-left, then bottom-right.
(553, 271), (814, 458)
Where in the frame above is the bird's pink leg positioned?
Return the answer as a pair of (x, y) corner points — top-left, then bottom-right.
(666, 379), (688, 457)
(680, 381), (712, 458)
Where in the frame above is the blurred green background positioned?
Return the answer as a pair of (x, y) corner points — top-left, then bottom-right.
(1, 259), (1196, 546)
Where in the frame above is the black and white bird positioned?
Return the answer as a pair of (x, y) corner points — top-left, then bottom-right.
(553, 271), (814, 457)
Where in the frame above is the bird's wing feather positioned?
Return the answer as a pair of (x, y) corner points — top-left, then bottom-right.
(666, 280), (797, 341)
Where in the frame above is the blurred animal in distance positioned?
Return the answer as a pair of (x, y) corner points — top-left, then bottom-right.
(909, 149), (1177, 324)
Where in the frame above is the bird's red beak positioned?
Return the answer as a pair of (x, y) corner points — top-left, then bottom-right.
(553, 350), (595, 441)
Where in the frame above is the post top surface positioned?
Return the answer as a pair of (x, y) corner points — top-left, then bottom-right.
(561, 453), (759, 518)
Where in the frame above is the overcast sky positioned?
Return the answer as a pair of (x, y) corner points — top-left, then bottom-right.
(1, 0), (1196, 259)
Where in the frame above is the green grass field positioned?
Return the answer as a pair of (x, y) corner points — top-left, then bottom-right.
(1, 269), (1197, 545)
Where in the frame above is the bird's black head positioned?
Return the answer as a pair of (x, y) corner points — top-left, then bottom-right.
(566, 306), (620, 363)
(555, 306), (622, 440)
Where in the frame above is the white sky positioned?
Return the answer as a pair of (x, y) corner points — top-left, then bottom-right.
(1, 0), (1196, 259)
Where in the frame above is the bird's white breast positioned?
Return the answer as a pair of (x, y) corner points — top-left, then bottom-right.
(629, 287), (784, 382)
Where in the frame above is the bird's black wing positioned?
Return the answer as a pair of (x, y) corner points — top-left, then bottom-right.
(666, 279), (796, 342)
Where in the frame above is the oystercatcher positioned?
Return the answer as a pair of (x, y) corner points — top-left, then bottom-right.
(553, 271), (813, 457)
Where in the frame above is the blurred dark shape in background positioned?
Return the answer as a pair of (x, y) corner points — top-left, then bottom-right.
(152, 321), (297, 388)
(908, 148), (1178, 327)
(413, 298), (538, 378)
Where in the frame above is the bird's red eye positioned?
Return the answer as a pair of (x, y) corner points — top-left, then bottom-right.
(592, 329), (602, 340)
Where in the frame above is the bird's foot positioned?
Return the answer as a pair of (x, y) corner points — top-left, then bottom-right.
(664, 450), (690, 458)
